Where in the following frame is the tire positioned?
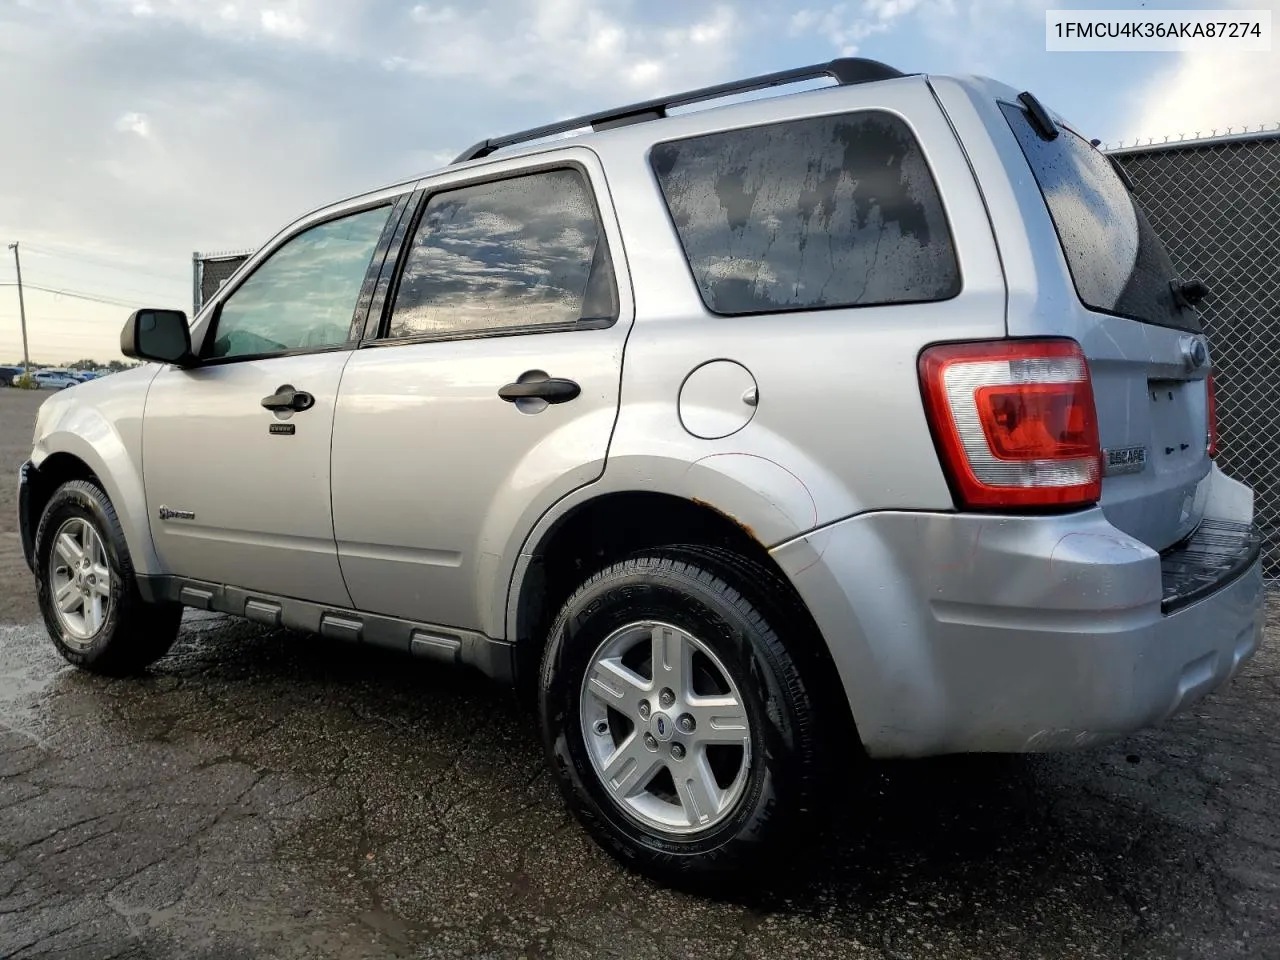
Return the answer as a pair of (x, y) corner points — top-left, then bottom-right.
(538, 548), (828, 885)
(34, 479), (182, 675)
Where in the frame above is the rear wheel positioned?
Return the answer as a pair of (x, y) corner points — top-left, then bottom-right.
(538, 549), (827, 884)
(34, 480), (182, 675)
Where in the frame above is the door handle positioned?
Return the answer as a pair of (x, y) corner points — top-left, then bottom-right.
(498, 378), (581, 404)
(261, 385), (315, 412)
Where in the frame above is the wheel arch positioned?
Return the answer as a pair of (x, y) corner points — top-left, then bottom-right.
(31, 429), (161, 577)
(506, 488), (860, 748)
(21, 453), (99, 573)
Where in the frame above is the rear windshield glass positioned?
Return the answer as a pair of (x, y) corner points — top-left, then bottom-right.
(1000, 101), (1200, 333)
(650, 110), (961, 316)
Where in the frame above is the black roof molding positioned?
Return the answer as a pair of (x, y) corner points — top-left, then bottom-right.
(452, 57), (909, 164)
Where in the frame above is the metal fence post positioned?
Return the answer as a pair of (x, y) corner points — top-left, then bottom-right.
(191, 251), (200, 316)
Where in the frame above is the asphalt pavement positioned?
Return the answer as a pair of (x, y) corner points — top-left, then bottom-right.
(2, 602), (1279, 959)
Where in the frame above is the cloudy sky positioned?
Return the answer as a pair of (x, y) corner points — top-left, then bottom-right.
(1, 0), (1277, 363)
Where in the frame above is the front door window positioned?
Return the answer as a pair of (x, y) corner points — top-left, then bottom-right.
(207, 204), (392, 361)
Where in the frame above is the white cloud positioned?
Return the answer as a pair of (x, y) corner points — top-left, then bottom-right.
(101, 0), (340, 47)
(790, 0), (1050, 64)
(628, 60), (662, 86)
(409, 4), (457, 25)
(1124, 0), (1280, 142)
(114, 111), (151, 138)
(590, 24), (624, 54)
(786, 1), (923, 56)
(688, 6), (734, 45)
(866, 0), (923, 22)
(789, 10), (820, 36)
(77, 1), (744, 99)
(260, 7), (306, 40)
(385, 1), (742, 98)
(1126, 52), (1280, 143)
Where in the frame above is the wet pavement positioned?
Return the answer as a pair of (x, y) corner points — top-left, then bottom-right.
(2, 605), (1280, 960)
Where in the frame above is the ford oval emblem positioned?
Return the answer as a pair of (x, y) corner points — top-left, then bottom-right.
(656, 716), (667, 737)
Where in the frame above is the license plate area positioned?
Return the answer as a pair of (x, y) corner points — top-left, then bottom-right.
(1148, 379), (1203, 473)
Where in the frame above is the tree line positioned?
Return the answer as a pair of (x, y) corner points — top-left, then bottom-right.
(5, 358), (141, 372)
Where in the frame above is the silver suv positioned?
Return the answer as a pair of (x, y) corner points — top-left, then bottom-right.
(17, 58), (1264, 883)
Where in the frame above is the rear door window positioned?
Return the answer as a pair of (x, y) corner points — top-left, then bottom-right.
(385, 168), (618, 340)
(1000, 102), (1200, 333)
(650, 110), (960, 316)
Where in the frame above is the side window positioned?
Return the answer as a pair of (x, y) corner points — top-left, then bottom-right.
(386, 168), (617, 340)
(207, 204), (392, 360)
(650, 110), (961, 316)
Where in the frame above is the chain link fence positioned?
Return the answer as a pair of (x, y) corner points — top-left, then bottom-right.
(191, 250), (253, 315)
(1106, 129), (1280, 577)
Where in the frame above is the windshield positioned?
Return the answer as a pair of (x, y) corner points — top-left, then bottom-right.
(1000, 101), (1201, 333)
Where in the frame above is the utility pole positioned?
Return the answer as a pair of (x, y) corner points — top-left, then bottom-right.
(7, 241), (30, 376)
(192, 251), (200, 317)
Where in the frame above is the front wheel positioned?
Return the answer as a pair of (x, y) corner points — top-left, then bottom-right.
(538, 550), (827, 884)
(34, 479), (182, 675)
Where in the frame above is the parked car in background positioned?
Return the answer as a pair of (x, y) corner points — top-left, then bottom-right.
(28, 370), (81, 390)
(0, 365), (23, 386)
(16, 57), (1264, 886)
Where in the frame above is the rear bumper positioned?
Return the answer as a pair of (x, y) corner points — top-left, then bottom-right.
(772, 463), (1265, 757)
(18, 459), (38, 574)
(1160, 517), (1261, 613)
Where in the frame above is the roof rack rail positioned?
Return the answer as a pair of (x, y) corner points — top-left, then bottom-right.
(451, 57), (909, 164)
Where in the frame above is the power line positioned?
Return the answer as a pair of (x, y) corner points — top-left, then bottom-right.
(19, 243), (186, 285)
(0, 320), (129, 330)
(6, 252), (184, 302)
(14, 267), (182, 305)
(3, 244), (187, 306)
(0, 281), (140, 308)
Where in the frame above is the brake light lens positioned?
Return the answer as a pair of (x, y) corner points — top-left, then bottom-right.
(919, 339), (1102, 509)
(1206, 372), (1218, 458)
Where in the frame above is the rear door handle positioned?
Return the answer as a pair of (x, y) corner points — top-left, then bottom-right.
(498, 378), (581, 404)
(261, 385), (315, 412)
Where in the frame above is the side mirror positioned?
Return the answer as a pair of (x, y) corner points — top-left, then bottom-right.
(120, 309), (196, 366)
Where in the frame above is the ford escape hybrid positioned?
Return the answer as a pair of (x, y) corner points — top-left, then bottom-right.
(18, 59), (1264, 882)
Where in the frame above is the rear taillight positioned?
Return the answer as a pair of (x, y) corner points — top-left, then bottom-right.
(919, 339), (1102, 509)
(1206, 372), (1218, 458)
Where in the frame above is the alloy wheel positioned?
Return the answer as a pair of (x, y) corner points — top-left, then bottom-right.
(47, 517), (113, 648)
(579, 620), (752, 835)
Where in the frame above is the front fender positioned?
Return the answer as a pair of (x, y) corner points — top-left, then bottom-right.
(31, 389), (161, 576)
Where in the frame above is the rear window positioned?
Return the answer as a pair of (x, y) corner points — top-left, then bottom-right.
(650, 110), (960, 316)
(999, 101), (1200, 333)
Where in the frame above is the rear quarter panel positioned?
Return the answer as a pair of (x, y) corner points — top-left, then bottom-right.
(584, 78), (1007, 538)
